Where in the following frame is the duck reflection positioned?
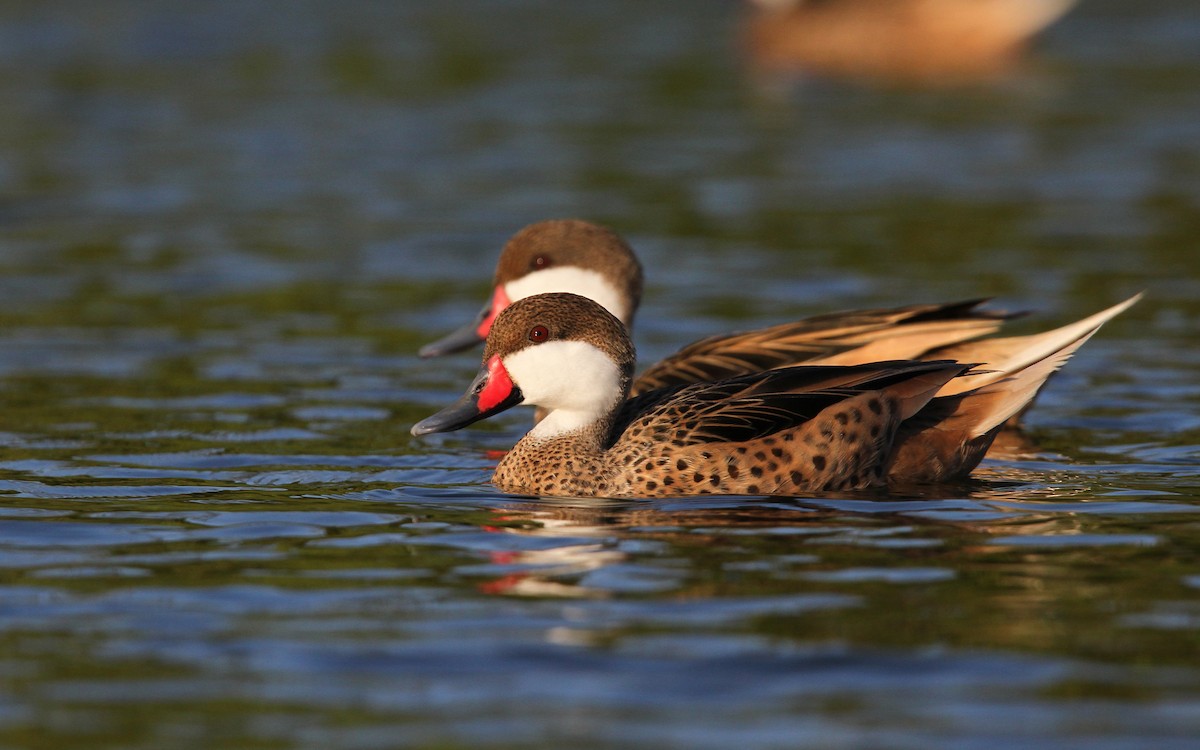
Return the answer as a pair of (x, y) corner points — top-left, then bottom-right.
(470, 484), (1180, 667)
(469, 467), (1101, 599)
(475, 498), (846, 596)
(740, 0), (1077, 85)
(476, 542), (625, 598)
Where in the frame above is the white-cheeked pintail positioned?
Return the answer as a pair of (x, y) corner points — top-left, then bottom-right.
(419, 219), (1135, 417)
(412, 291), (1136, 498)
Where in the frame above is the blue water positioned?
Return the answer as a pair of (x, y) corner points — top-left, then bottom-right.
(0, 0), (1199, 747)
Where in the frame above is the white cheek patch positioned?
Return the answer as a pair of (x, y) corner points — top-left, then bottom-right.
(504, 267), (630, 327)
(503, 340), (624, 438)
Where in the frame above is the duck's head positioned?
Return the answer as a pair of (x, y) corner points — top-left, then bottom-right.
(419, 220), (643, 358)
(412, 293), (637, 437)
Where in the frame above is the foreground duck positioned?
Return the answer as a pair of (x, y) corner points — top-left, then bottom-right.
(412, 292), (1134, 498)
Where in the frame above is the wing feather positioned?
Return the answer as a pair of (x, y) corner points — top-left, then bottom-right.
(631, 299), (1015, 394)
(611, 360), (970, 448)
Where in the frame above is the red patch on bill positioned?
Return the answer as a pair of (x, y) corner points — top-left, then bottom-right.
(477, 355), (514, 412)
(476, 285), (512, 338)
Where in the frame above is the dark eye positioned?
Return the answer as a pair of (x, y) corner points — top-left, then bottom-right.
(529, 325), (549, 343)
(532, 255), (551, 270)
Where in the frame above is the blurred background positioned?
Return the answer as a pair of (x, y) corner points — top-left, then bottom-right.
(1, 0), (1195, 354)
(0, 1), (1199, 748)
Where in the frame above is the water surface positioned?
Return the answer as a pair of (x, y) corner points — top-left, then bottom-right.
(0, 1), (1199, 747)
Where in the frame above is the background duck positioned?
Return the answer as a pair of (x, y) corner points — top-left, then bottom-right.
(419, 219), (1137, 419)
(741, 0), (1079, 83)
(420, 219), (1017, 396)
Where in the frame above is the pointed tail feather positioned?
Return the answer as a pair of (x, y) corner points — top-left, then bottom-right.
(934, 293), (1141, 396)
(945, 328), (1095, 440)
(885, 293), (1140, 483)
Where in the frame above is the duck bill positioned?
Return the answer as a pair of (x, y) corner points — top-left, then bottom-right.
(418, 285), (511, 358)
(411, 355), (524, 436)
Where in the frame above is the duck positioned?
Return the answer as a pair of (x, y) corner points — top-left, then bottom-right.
(418, 219), (1135, 423)
(740, 0), (1078, 83)
(420, 219), (1024, 398)
(411, 291), (1133, 498)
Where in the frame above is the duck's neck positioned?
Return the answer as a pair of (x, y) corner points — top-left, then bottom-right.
(491, 337), (634, 497)
(493, 415), (616, 497)
(526, 406), (615, 442)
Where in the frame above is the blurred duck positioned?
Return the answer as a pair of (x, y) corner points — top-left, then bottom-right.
(741, 0), (1078, 83)
(412, 292), (1131, 498)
